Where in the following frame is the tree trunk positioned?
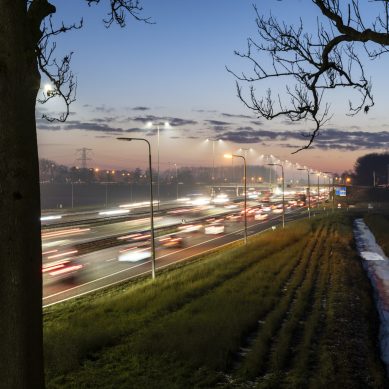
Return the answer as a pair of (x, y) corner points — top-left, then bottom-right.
(0, 2), (44, 388)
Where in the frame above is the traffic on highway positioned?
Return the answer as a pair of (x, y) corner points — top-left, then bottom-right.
(42, 189), (329, 306)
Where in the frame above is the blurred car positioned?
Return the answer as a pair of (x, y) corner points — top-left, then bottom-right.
(118, 246), (151, 262)
(117, 232), (151, 243)
(255, 213), (269, 221)
(178, 223), (203, 233)
(159, 235), (184, 248)
(204, 224), (225, 234)
(241, 208), (258, 217)
(226, 214), (242, 222)
(42, 258), (83, 283)
(272, 208), (284, 214)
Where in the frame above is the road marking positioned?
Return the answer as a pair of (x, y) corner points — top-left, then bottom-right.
(105, 258), (116, 262)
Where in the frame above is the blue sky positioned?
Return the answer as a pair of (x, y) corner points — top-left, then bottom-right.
(37, 0), (389, 173)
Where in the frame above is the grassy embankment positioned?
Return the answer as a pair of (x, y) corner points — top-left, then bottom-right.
(44, 214), (387, 388)
(365, 212), (389, 256)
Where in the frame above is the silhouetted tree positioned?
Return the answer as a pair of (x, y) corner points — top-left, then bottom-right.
(231, 1), (389, 152)
(0, 1), (149, 387)
(354, 153), (389, 186)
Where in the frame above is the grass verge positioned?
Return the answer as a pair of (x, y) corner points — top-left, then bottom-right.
(44, 214), (387, 388)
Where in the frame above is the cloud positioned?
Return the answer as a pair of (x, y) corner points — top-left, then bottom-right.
(211, 125), (230, 133)
(132, 115), (198, 127)
(205, 120), (231, 126)
(250, 120), (262, 126)
(94, 105), (115, 113)
(124, 128), (144, 133)
(91, 117), (117, 123)
(131, 106), (150, 111)
(192, 109), (218, 113)
(281, 120), (299, 126)
(37, 124), (61, 131)
(217, 126), (389, 151)
(63, 121), (124, 133)
(221, 113), (253, 119)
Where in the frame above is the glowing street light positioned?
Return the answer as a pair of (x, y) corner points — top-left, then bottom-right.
(117, 137), (156, 279)
(43, 83), (54, 96)
(268, 163), (285, 228)
(224, 153), (247, 244)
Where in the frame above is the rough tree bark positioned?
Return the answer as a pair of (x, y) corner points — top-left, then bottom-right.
(0, 1), (52, 387)
(0, 1), (147, 387)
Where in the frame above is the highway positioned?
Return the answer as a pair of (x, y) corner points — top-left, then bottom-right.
(42, 206), (310, 307)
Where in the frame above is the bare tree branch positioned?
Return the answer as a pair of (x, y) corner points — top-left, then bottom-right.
(230, 1), (389, 152)
(86, 0), (153, 27)
(29, 0), (150, 123)
(36, 15), (82, 122)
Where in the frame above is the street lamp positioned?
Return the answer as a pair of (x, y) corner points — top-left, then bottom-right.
(298, 168), (311, 219)
(224, 153), (247, 244)
(117, 137), (156, 279)
(207, 138), (221, 197)
(268, 163), (285, 228)
(311, 172), (320, 209)
(174, 163), (179, 200)
(148, 121), (170, 211)
(324, 171), (335, 213)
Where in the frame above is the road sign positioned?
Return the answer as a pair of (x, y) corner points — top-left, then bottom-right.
(335, 187), (347, 196)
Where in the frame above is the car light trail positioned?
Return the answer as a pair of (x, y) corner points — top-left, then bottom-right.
(47, 250), (78, 260)
(42, 227), (90, 239)
(98, 209), (130, 216)
(40, 215), (62, 221)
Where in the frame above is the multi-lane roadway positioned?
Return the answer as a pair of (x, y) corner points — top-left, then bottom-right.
(42, 200), (312, 307)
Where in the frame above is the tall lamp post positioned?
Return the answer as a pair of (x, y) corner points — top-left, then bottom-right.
(298, 168), (311, 219)
(225, 153), (247, 244)
(157, 124), (160, 210)
(324, 171), (335, 213)
(311, 172), (320, 209)
(207, 138), (220, 197)
(174, 163), (179, 200)
(117, 137), (156, 279)
(148, 121), (170, 211)
(268, 163), (285, 228)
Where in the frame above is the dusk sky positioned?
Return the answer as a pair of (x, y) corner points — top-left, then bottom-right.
(37, 0), (389, 174)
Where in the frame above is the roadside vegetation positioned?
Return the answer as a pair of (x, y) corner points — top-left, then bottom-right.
(44, 214), (387, 388)
(364, 212), (389, 256)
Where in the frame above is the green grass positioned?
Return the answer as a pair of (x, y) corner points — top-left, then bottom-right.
(364, 212), (389, 255)
(44, 214), (387, 388)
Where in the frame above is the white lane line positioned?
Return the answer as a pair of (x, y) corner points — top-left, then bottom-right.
(105, 258), (116, 262)
(43, 211), (304, 306)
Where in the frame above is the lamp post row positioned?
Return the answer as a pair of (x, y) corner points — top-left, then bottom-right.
(117, 136), (337, 279)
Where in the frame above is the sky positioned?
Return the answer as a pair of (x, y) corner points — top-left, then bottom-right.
(37, 0), (389, 174)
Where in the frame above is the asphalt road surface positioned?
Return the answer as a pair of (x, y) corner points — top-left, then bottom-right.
(43, 207), (311, 307)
